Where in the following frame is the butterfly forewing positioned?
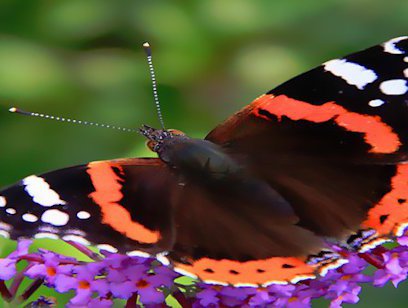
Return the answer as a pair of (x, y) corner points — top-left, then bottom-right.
(0, 158), (176, 254)
(206, 36), (408, 239)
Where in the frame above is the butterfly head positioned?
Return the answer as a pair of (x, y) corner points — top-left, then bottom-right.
(139, 124), (187, 153)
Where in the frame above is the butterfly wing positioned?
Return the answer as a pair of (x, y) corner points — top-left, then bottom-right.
(169, 176), (332, 286)
(0, 156), (330, 286)
(2, 37), (407, 287)
(0, 158), (177, 254)
(206, 37), (408, 240)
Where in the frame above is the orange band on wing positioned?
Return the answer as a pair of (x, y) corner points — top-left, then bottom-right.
(174, 256), (318, 286)
(87, 161), (160, 244)
(363, 164), (408, 236)
(252, 94), (401, 154)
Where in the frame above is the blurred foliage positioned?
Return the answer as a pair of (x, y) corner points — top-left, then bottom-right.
(0, 0), (407, 306)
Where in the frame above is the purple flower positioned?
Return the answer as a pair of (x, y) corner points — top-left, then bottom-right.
(328, 284), (361, 308)
(109, 263), (178, 304)
(88, 297), (113, 307)
(218, 286), (255, 306)
(25, 251), (74, 285)
(373, 248), (408, 287)
(266, 285), (299, 307)
(397, 235), (408, 246)
(2, 232), (408, 307)
(326, 279), (362, 306)
(195, 287), (220, 306)
(248, 289), (274, 306)
(30, 296), (56, 307)
(0, 239), (31, 280)
(54, 263), (109, 306)
(286, 287), (314, 308)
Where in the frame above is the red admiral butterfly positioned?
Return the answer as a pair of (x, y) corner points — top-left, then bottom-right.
(1, 36), (407, 287)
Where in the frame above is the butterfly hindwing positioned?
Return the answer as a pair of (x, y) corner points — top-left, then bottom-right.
(0, 155), (331, 286)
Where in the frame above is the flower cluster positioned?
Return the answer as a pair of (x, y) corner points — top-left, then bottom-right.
(0, 235), (408, 307)
(192, 244), (408, 308)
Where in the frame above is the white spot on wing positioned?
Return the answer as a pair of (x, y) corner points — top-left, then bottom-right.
(368, 99), (385, 107)
(156, 252), (170, 266)
(261, 280), (289, 287)
(404, 56), (408, 63)
(201, 279), (229, 286)
(62, 235), (91, 246)
(65, 229), (86, 236)
(404, 68), (408, 78)
(41, 209), (69, 226)
(34, 232), (59, 240)
(396, 222), (408, 237)
(290, 274), (316, 284)
(379, 79), (408, 95)
(126, 250), (151, 258)
(383, 36), (408, 54)
(173, 267), (198, 279)
(23, 175), (66, 207)
(0, 196), (6, 207)
(77, 211), (91, 219)
(0, 222), (11, 231)
(6, 208), (16, 215)
(233, 282), (259, 288)
(0, 230), (10, 238)
(318, 259), (348, 277)
(97, 244), (118, 253)
(324, 59), (377, 90)
(39, 225), (59, 233)
(22, 213), (39, 223)
(359, 238), (392, 253)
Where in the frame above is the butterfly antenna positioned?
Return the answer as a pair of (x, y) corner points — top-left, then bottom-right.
(143, 42), (165, 130)
(8, 107), (138, 133)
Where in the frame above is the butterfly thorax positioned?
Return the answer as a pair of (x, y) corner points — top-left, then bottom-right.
(140, 125), (242, 182)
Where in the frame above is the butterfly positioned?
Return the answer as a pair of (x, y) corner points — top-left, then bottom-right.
(0, 36), (407, 287)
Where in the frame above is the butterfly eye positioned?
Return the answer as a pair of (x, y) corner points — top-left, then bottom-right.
(146, 140), (158, 152)
(168, 129), (186, 136)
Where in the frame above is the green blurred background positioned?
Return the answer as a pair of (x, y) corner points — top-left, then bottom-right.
(0, 0), (407, 306)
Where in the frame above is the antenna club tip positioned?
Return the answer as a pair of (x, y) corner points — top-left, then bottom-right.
(9, 107), (18, 113)
(142, 42), (152, 56)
